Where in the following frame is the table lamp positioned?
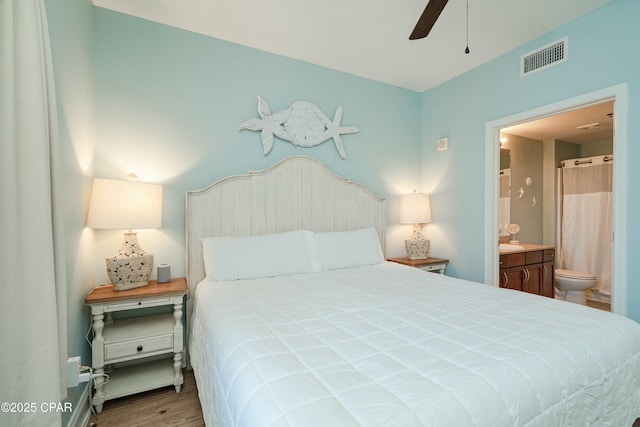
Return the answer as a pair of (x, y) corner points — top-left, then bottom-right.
(399, 191), (432, 260)
(87, 175), (163, 290)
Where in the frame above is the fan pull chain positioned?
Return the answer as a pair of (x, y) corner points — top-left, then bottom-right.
(465, 0), (470, 54)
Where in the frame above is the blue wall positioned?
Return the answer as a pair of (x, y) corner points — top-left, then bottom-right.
(420, 0), (640, 320)
(45, 0), (96, 420)
(92, 8), (422, 279)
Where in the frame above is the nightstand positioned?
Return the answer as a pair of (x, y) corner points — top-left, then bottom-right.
(84, 278), (187, 413)
(387, 257), (449, 274)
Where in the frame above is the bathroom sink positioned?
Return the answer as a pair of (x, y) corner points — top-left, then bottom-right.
(499, 243), (525, 252)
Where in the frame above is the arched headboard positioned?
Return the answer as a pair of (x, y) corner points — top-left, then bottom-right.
(185, 155), (386, 298)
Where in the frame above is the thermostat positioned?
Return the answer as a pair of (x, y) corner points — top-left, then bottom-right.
(437, 138), (448, 151)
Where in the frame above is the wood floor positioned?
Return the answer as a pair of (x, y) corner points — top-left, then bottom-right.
(586, 298), (611, 311)
(87, 369), (204, 427)
(85, 367), (640, 427)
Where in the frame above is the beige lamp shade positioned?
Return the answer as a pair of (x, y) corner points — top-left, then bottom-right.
(399, 192), (432, 224)
(87, 178), (163, 229)
(87, 177), (163, 290)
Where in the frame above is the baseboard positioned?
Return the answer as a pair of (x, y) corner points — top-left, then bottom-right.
(63, 382), (91, 427)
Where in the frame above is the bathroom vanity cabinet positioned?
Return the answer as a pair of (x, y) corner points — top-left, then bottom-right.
(499, 245), (555, 298)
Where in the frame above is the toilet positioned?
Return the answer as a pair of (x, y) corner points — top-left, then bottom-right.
(555, 269), (597, 305)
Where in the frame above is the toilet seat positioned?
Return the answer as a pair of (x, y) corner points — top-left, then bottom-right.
(556, 269), (596, 281)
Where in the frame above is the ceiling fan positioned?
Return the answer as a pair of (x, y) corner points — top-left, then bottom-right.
(409, 0), (449, 40)
(409, 0), (470, 53)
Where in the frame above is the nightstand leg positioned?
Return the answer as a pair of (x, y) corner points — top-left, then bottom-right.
(173, 301), (184, 393)
(173, 353), (182, 393)
(92, 313), (106, 413)
(93, 367), (105, 413)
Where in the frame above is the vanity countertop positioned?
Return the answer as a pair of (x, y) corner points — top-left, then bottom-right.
(499, 243), (555, 255)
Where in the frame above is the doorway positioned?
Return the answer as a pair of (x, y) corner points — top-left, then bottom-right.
(483, 84), (628, 316)
(501, 101), (613, 310)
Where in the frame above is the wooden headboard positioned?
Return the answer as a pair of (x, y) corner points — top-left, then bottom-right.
(185, 155), (386, 298)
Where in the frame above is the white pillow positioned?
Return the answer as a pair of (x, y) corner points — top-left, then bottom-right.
(201, 230), (321, 281)
(310, 227), (384, 270)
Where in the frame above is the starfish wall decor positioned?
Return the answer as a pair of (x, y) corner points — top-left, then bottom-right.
(239, 96), (360, 159)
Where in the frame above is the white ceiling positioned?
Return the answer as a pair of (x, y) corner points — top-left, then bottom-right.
(502, 101), (614, 145)
(92, 0), (614, 92)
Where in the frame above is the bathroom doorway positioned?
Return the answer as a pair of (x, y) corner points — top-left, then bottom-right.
(499, 102), (613, 311)
(483, 84), (628, 316)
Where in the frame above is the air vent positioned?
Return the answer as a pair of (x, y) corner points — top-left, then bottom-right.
(521, 37), (568, 77)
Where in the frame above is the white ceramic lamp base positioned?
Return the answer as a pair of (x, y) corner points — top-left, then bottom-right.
(405, 239), (430, 260)
(106, 232), (153, 291)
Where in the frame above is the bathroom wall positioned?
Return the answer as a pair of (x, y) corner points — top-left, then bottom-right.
(579, 139), (613, 157)
(501, 133), (543, 244)
(554, 139), (614, 163)
(507, 135), (613, 248)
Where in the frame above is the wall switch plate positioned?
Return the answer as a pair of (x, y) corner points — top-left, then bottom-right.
(437, 138), (448, 151)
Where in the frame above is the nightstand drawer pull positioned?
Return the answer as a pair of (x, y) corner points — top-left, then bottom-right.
(104, 334), (173, 362)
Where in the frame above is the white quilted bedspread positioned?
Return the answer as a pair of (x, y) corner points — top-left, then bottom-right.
(189, 262), (640, 427)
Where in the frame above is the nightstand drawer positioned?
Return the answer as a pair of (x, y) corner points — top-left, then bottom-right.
(105, 297), (173, 312)
(105, 334), (174, 362)
(418, 263), (447, 272)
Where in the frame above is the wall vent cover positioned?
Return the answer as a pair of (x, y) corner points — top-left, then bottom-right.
(521, 37), (568, 77)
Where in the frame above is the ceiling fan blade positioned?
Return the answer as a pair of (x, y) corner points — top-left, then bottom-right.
(409, 0), (449, 40)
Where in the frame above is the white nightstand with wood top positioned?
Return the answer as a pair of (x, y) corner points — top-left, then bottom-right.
(84, 278), (187, 413)
(387, 257), (449, 274)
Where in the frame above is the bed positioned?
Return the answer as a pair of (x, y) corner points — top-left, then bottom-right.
(186, 156), (640, 426)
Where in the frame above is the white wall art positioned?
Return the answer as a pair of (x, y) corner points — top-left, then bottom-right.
(239, 96), (359, 159)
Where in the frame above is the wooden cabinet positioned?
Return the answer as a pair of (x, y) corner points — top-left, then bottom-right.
(541, 251), (555, 298)
(499, 249), (555, 298)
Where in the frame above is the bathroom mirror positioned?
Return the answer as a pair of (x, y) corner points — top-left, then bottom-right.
(499, 168), (510, 237)
(498, 149), (511, 238)
(500, 148), (510, 170)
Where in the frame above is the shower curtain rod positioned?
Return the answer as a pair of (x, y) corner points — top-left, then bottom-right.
(557, 155), (613, 168)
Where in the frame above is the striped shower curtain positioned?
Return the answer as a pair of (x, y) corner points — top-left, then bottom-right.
(557, 156), (613, 296)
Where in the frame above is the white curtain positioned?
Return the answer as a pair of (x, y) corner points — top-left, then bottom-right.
(0, 1), (67, 426)
(557, 156), (613, 296)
